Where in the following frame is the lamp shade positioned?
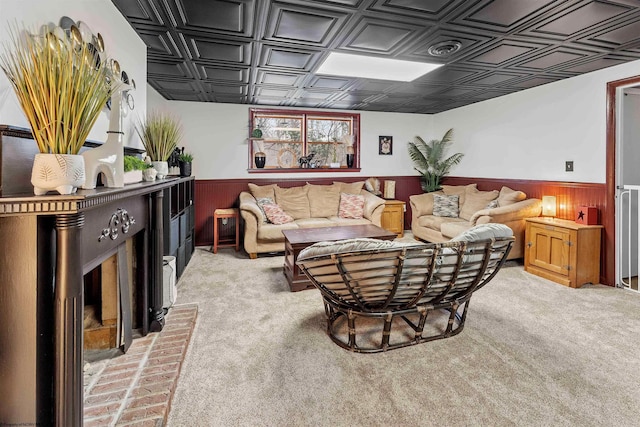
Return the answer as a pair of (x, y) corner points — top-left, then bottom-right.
(542, 196), (557, 217)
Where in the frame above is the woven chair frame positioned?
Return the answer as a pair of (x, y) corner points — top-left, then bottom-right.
(298, 236), (514, 353)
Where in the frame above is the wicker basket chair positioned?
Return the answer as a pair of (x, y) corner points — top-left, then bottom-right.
(297, 224), (514, 352)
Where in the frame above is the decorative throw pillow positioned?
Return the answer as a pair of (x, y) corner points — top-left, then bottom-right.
(256, 197), (274, 223)
(338, 193), (365, 219)
(260, 202), (294, 225)
(432, 194), (459, 218)
(486, 199), (499, 209)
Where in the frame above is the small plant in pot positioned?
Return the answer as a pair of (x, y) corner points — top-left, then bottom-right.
(178, 152), (193, 177)
(136, 111), (182, 179)
(123, 155), (151, 184)
(0, 24), (113, 195)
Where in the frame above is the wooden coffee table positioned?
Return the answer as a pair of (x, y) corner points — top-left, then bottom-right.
(282, 224), (397, 292)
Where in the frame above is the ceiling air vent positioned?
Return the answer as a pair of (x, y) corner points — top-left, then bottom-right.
(427, 41), (462, 57)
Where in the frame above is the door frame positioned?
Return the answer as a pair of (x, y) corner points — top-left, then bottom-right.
(606, 75), (640, 286)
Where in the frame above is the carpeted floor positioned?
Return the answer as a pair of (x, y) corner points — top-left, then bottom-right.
(167, 247), (640, 426)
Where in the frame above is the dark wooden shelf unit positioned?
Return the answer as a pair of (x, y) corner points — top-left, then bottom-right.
(163, 177), (195, 279)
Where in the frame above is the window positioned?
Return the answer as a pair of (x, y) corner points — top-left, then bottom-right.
(249, 108), (360, 172)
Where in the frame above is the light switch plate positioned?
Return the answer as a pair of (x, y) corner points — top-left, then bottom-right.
(566, 161), (574, 172)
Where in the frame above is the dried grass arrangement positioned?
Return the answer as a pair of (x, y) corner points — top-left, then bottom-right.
(0, 26), (112, 154)
(136, 111), (183, 161)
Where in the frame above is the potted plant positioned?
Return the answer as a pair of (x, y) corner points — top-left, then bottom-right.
(136, 111), (182, 179)
(408, 128), (464, 193)
(178, 152), (193, 177)
(0, 24), (113, 195)
(123, 155), (151, 184)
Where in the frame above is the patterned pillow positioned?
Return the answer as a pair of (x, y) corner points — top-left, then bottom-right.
(256, 197), (274, 223)
(338, 193), (365, 219)
(486, 199), (499, 209)
(261, 202), (294, 225)
(433, 194), (459, 218)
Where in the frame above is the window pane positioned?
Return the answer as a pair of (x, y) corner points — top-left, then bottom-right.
(307, 142), (345, 166)
(254, 115), (302, 142)
(263, 142), (303, 169)
(307, 118), (351, 142)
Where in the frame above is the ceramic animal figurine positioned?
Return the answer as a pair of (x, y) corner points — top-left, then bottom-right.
(298, 153), (315, 168)
(82, 80), (134, 189)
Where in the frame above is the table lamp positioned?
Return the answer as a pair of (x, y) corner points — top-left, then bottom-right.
(542, 195), (557, 218)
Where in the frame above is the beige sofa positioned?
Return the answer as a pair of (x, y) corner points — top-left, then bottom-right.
(409, 184), (541, 259)
(240, 181), (386, 259)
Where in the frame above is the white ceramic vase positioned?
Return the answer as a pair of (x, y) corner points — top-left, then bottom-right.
(151, 161), (168, 179)
(31, 153), (86, 195)
(142, 168), (157, 181)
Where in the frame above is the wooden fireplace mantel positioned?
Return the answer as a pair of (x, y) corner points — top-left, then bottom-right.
(0, 177), (194, 426)
(0, 125), (194, 427)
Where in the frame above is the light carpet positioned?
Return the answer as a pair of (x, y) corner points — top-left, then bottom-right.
(167, 247), (640, 426)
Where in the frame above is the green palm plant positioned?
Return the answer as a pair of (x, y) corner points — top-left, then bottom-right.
(408, 128), (463, 192)
(136, 111), (182, 161)
(0, 26), (113, 154)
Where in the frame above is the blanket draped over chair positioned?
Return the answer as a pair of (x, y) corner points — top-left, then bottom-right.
(297, 224), (515, 352)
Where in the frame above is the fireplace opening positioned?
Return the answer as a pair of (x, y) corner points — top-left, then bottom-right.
(83, 237), (144, 353)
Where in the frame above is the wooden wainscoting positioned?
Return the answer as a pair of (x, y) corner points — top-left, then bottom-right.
(194, 176), (610, 285)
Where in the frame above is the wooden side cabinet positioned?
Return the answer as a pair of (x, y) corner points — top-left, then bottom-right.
(381, 199), (405, 238)
(524, 217), (603, 288)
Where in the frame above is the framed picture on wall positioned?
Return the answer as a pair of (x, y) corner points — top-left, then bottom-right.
(379, 136), (392, 155)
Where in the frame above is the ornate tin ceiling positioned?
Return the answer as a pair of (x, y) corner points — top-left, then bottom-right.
(112, 0), (640, 113)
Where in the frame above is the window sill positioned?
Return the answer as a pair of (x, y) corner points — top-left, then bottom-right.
(248, 167), (361, 173)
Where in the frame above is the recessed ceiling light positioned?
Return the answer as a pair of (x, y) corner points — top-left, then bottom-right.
(316, 52), (443, 82)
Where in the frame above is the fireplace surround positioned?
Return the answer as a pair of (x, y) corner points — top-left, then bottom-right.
(0, 125), (194, 426)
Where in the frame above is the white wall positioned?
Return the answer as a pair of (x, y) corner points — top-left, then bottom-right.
(150, 100), (434, 180)
(147, 84), (169, 112)
(0, 0), (147, 149)
(435, 58), (640, 184)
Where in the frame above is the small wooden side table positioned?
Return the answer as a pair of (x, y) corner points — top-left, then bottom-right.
(524, 217), (603, 288)
(381, 199), (405, 238)
(212, 208), (240, 253)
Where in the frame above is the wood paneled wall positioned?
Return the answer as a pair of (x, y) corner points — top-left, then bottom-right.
(195, 175), (611, 285)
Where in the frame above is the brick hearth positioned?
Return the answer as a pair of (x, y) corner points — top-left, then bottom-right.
(83, 304), (197, 426)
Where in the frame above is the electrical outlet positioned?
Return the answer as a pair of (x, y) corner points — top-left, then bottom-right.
(566, 161), (574, 172)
